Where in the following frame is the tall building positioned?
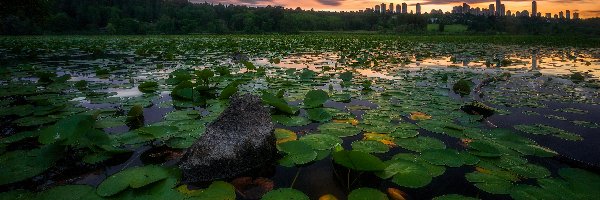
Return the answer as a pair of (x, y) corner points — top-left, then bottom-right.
(389, 3), (394, 13)
(496, 0), (502, 16)
(532, 1), (537, 17)
(559, 11), (564, 19)
(545, 13), (551, 18)
(375, 5), (381, 13)
(566, 10), (571, 20)
(573, 12), (580, 20)
(402, 3), (408, 14)
(381, 3), (386, 14)
(489, 4), (495, 16)
(396, 4), (401, 13)
(500, 4), (506, 16)
(416, 3), (421, 14)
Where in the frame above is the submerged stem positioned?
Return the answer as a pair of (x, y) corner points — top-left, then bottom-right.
(290, 167), (302, 189)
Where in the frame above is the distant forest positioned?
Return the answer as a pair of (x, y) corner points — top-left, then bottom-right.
(1, 0), (599, 35)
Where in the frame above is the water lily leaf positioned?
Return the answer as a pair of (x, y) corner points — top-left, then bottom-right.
(432, 194), (480, 200)
(261, 91), (298, 115)
(219, 81), (240, 100)
(0, 145), (63, 185)
(195, 181), (236, 200)
(277, 140), (317, 165)
(262, 188), (309, 200)
(410, 112), (432, 120)
(318, 122), (361, 137)
(352, 140), (390, 153)
(304, 89), (329, 108)
(332, 150), (386, 171)
(378, 161), (433, 188)
(395, 137), (446, 152)
(509, 184), (555, 200)
(331, 93), (351, 102)
(96, 165), (177, 197)
(136, 125), (179, 139)
(306, 108), (333, 122)
(420, 149), (467, 167)
(300, 133), (342, 150)
(514, 124), (582, 141)
(467, 140), (503, 157)
(138, 81), (159, 93)
(37, 185), (102, 200)
(465, 172), (514, 194)
(39, 115), (110, 148)
(348, 188), (388, 200)
(506, 163), (550, 179)
(390, 129), (419, 139)
(272, 115), (311, 127)
(0, 190), (34, 200)
(275, 128), (297, 144)
(164, 110), (200, 121)
(558, 168), (600, 198)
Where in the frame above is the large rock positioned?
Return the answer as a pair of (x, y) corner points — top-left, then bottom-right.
(179, 94), (277, 183)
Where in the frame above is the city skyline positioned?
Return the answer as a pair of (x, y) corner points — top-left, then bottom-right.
(192, 0), (600, 18)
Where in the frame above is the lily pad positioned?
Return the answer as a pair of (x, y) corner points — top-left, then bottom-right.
(348, 188), (388, 200)
(465, 172), (514, 194)
(262, 188), (309, 200)
(318, 122), (361, 137)
(96, 165), (177, 197)
(306, 108), (333, 122)
(394, 137), (446, 152)
(304, 89), (329, 108)
(299, 134), (342, 150)
(351, 140), (390, 154)
(332, 150), (386, 171)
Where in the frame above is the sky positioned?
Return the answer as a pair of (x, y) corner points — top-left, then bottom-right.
(191, 0), (600, 18)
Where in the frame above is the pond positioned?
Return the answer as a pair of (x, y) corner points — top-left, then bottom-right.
(1, 35), (599, 200)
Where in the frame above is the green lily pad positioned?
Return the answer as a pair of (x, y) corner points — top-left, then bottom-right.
(558, 168), (600, 198)
(262, 188), (309, 200)
(306, 108), (333, 122)
(262, 91), (298, 115)
(351, 140), (390, 154)
(433, 194), (480, 200)
(468, 140), (503, 157)
(465, 172), (514, 194)
(195, 181), (236, 200)
(37, 185), (102, 200)
(514, 124), (582, 141)
(272, 115), (311, 127)
(333, 150), (386, 171)
(138, 81), (159, 93)
(318, 122), (361, 137)
(304, 89), (329, 108)
(395, 136), (446, 152)
(277, 140), (317, 165)
(348, 188), (388, 200)
(96, 165), (177, 197)
(299, 134), (342, 150)
(0, 145), (63, 185)
(420, 149), (469, 167)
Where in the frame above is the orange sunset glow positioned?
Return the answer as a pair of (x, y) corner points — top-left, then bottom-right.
(194, 0), (600, 18)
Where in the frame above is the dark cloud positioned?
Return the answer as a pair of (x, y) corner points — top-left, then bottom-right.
(316, 0), (345, 6)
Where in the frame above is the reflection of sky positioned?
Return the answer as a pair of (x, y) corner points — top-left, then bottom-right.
(193, 0), (600, 18)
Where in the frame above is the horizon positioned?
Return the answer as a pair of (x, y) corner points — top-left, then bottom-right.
(191, 0), (600, 18)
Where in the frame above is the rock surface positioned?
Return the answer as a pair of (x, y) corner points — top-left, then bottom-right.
(179, 94), (276, 183)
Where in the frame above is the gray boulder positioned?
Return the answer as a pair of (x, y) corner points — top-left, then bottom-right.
(179, 94), (277, 183)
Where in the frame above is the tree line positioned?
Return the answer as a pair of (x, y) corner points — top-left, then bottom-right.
(1, 0), (599, 35)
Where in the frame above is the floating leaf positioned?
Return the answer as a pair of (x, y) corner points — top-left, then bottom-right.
(410, 112), (432, 120)
(465, 172), (514, 194)
(395, 137), (446, 152)
(96, 165), (177, 197)
(348, 188), (388, 200)
(37, 185), (102, 200)
(272, 115), (311, 127)
(318, 122), (361, 137)
(275, 128), (297, 144)
(306, 108), (333, 122)
(261, 91), (298, 115)
(262, 188), (309, 200)
(0, 145), (63, 185)
(352, 140), (390, 153)
(304, 89), (329, 108)
(332, 150), (386, 171)
(300, 133), (342, 150)
(278, 140), (317, 165)
(138, 81), (159, 93)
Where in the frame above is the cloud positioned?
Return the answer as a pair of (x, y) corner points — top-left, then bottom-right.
(316, 0), (345, 6)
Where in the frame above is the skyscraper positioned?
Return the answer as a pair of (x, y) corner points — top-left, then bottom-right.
(559, 11), (564, 19)
(573, 12), (580, 20)
(390, 3), (394, 13)
(396, 4), (401, 14)
(545, 13), (551, 18)
(375, 5), (380, 13)
(489, 4), (495, 16)
(416, 3), (421, 14)
(402, 3), (408, 14)
(381, 3), (386, 14)
(566, 10), (571, 20)
(532, 1), (537, 17)
(496, 0), (501, 16)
